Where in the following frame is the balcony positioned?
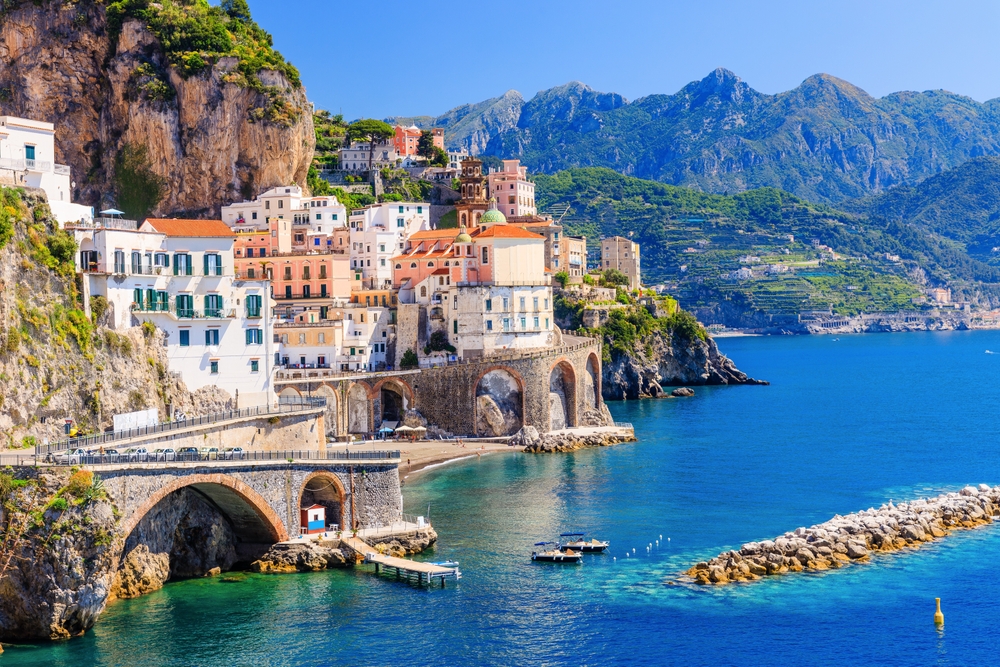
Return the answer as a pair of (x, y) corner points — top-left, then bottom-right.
(54, 164), (71, 175)
(173, 308), (237, 320)
(70, 217), (140, 231)
(0, 157), (51, 172)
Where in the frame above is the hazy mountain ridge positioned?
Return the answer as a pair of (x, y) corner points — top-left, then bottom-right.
(408, 69), (1000, 204)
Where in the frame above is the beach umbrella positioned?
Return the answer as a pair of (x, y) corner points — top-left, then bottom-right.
(100, 208), (124, 217)
(395, 425), (414, 433)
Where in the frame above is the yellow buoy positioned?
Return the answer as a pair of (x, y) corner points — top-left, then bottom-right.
(934, 598), (944, 626)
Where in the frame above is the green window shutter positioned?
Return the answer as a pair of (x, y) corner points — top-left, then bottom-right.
(203, 254), (209, 276)
(173, 254), (179, 276)
(133, 288), (142, 305)
(246, 329), (252, 345)
(185, 255), (192, 276)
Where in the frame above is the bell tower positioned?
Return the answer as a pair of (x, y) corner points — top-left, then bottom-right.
(455, 157), (489, 228)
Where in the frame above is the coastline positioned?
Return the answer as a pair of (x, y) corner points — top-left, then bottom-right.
(391, 440), (517, 481)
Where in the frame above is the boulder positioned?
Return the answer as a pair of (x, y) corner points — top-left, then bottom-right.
(671, 387), (695, 397)
(250, 541), (349, 573)
(846, 542), (868, 559)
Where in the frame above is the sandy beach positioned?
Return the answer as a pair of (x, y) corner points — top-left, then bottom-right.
(327, 438), (518, 481)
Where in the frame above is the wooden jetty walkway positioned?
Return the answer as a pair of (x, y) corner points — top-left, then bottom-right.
(342, 536), (461, 587)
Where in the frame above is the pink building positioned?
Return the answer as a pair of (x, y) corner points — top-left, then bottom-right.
(393, 125), (445, 156)
(391, 228), (462, 290)
(487, 159), (537, 218)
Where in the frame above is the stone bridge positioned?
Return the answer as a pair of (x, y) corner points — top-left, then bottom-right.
(277, 334), (608, 438)
(97, 457), (402, 556)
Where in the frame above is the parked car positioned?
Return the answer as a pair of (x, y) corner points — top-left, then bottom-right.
(200, 447), (219, 460)
(223, 447), (245, 460)
(124, 447), (149, 461)
(54, 448), (87, 464)
(178, 447), (200, 460)
(153, 448), (176, 461)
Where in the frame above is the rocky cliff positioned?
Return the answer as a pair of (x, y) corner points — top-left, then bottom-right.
(0, 188), (222, 448)
(0, 0), (313, 216)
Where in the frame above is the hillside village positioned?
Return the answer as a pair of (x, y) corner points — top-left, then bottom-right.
(3, 114), (650, 444)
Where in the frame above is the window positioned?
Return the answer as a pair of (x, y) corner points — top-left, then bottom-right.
(246, 328), (262, 345)
(315, 213), (322, 221)
(280, 334), (288, 344)
(420, 286), (427, 297)
(246, 294), (263, 318)
(544, 298), (549, 309)
(205, 294), (223, 317)
(410, 262), (417, 269)
(24, 145), (35, 160)
(303, 265), (311, 279)
(533, 297), (539, 310)
(318, 332), (326, 343)
(398, 206), (404, 213)
(246, 247), (254, 258)
(503, 297), (509, 311)
(176, 294), (194, 318)
(379, 244), (385, 252)
(278, 200), (283, 209)
(179, 330), (190, 346)
(252, 211), (257, 220)
(453, 320), (458, 334)
(545, 318), (550, 328)
(265, 200), (270, 210)
(397, 218), (404, 228)
(298, 333), (306, 344)
(321, 284), (327, 297)
(519, 297), (526, 310)
(204, 253), (222, 276)
(534, 317), (540, 329)
(260, 248), (266, 257)
(250, 360), (259, 373)
(503, 318), (510, 332)
(205, 329), (219, 346)
(395, 263), (402, 270)
(486, 320), (493, 331)
(113, 250), (126, 274)
(173, 253), (193, 276)
(247, 267), (256, 279)
(417, 206), (423, 214)
(380, 258), (386, 267)
(131, 251), (142, 274)
(155, 291), (168, 311)
(482, 247), (489, 264)
(284, 266), (292, 280)
(154, 252), (169, 267)
(210, 360), (219, 374)
(319, 264), (327, 279)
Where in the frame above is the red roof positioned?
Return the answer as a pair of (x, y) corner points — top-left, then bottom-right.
(408, 228), (461, 241)
(143, 218), (234, 237)
(432, 268), (450, 275)
(473, 225), (545, 239)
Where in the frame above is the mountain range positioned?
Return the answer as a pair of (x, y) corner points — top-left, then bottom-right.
(390, 69), (1000, 205)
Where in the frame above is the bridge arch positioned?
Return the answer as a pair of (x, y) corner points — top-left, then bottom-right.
(474, 366), (525, 436)
(347, 382), (372, 434)
(297, 471), (348, 532)
(373, 377), (413, 426)
(122, 474), (288, 545)
(549, 358), (578, 430)
(584, 352), (601, 409)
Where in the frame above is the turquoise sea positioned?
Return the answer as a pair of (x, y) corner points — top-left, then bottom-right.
(9, 331), (1000, 666)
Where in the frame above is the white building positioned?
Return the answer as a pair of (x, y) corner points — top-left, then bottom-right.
(275, 305), (391, 373)
(487, 159), (536, 218)
(447, 148), (470, 170)
(220, 186), (346, 231)
(0, 116), (92, 225)
(72, 217), (275, 407)
(349, 202), (431, 289)
(339, 142), (399, 172)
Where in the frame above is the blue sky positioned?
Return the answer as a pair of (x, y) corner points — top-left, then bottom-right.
(249, 0), (1000, 120)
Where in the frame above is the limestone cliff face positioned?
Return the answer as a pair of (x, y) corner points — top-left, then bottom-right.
(0, 2), (314, 216)
(602, 333), (766, 401)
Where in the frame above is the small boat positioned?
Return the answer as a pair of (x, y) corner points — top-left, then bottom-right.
(559, 532), (609, 553)
(429, 560), (460, 568)
(531, 542), (582, 563)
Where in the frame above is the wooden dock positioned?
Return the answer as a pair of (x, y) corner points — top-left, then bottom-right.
(342, 536), (461, 587)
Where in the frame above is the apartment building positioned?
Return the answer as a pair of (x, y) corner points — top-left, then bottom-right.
(0, 115), (93, 225)
(487, 159), (536, 218)
(73, 218), (274, 406)
(221, 187), (346, 231)
(339, 142), (399, 172)
(275, 305), (391, 372)
(601, 235), (642, 290)
(348, 202), (431, 290)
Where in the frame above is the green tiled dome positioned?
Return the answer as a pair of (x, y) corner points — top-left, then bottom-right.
(480, 206), (507, 225)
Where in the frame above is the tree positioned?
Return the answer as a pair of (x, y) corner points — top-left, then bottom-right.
(601, 268), (629, 287)
(400, 349), (419, 369)
(347, 119), (394, 176)
(430, 146), (449, 167)
(418, 130), (435, 159)
(221, 0), (252, 21)
(554, 270), (570, 288)
(114, 143), (165, 221)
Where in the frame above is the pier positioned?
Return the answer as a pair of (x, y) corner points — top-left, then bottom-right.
(342, 535), (461, 587)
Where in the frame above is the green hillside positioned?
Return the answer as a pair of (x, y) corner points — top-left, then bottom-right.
(535, 168), (1000, 315)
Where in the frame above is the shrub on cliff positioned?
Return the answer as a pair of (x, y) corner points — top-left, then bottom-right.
(400, 349), (419, 369)
(665, 310), (706, 343)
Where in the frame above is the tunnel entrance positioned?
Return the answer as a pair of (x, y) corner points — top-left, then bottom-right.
(299, 473), (347, 532)
(381, 387), (404, 423)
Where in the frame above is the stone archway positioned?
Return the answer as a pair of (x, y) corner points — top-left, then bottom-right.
(549, 359), (578, 430)
(298, 472), (347, 533)
(278, 386), (302, 401)
(584, 353), (601, 409)
(313, 384), (338, 437)
(474, 368), (524, 436)
(114, 474), (288, 599)
(373, 378), (413, 428)
(347, 382), (371, 434)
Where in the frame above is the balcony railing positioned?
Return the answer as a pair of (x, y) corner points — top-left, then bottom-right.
(70, 217), (140, 230)
(0, 157), (51, 172)
(54, 163), (71, 175)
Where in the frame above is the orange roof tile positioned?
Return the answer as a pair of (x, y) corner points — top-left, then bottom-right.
(472, 225), (545, 239)
(143, 218), (233, 237)
(408, 228), (461, 241)
(432, 268), (450, 275)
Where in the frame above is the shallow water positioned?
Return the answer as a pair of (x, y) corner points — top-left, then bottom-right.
(9, 330), (1000, 666)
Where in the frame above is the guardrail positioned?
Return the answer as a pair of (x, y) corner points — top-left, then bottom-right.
(37, 398), (327, 455)
(613, 422), (634, 430)
(39, 449), (401, 466)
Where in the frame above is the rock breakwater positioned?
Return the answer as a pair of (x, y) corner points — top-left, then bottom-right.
(515, 426), (637, 453)
(688, 485), (1000, 585)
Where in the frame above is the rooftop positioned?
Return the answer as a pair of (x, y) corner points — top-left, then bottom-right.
(473, 225), (545, 240)
(143, 218), (234, 237)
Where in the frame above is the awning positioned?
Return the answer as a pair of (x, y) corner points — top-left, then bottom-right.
(100, 208), (124, 216)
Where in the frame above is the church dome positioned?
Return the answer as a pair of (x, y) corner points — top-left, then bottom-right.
(480, 199), (507, 225)
(456, 225), (473, 243)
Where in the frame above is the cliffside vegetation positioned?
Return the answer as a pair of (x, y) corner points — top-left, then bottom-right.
(104, 0), (299, 88)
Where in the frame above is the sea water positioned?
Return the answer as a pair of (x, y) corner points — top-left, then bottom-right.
(9, 330), (1000, 666)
